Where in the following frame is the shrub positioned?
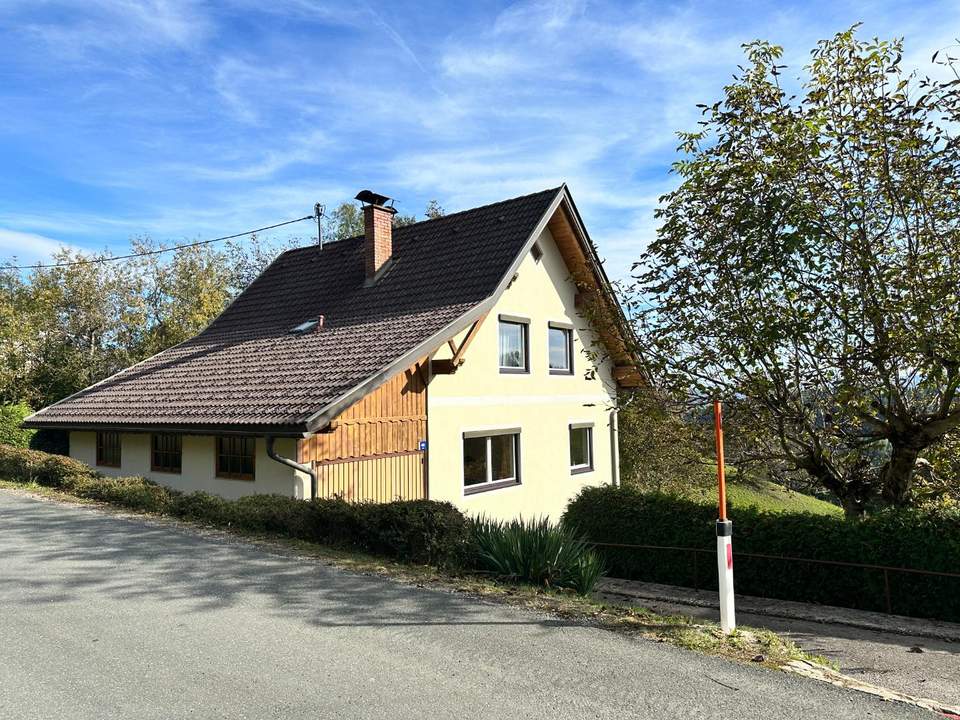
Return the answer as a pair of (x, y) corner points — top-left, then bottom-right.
(0, 444), (471, 569)
(0, 403), (35, 448)
(563, 484), (960, 621)
(470, 516), (605, 595)
(361, 500), (472, 568)
(169, 491), (232, 524)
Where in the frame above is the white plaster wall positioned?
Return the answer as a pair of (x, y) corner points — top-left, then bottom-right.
(427, 226), (619, 521)
(70, 432), (309, 499)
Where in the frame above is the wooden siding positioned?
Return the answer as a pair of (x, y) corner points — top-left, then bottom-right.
(314, 452), (425, 502)
(298, 361), (427, 501)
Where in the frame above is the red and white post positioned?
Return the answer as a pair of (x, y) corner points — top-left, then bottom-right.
(713, 400), (736, 633)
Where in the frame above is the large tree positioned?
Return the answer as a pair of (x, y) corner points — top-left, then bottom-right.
(635, 28), (960, 516)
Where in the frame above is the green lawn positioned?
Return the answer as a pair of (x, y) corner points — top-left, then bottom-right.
(686, 469), (842, 516)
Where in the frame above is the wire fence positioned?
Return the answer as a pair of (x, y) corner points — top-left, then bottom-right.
(589, 541), (960, 619)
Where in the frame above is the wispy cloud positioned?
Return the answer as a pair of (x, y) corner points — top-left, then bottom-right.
(0, 228), (75, 265)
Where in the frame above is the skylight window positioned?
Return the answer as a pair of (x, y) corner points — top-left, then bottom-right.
(290, 319), (319, 334)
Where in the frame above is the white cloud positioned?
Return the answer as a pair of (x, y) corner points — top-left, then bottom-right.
(9, 0), (211, 58)
(0, 228), (74, 266)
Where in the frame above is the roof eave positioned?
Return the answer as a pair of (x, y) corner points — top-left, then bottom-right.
(20, 419), (307, 438)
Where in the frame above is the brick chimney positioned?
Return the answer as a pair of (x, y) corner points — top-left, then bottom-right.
(356, 190), (397, 281)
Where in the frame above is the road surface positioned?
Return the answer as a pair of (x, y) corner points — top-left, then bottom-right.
(0, 490), (928, 719)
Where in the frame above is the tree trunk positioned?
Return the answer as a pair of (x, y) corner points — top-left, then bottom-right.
(840, 496), (867, 519)
(796, 450), (872, 519)
(880, 442), (922, 507)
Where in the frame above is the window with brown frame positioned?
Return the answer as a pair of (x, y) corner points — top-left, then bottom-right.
(151, 433), (182, 474)
(216, 436), (255, 481)
(96, 431), (121, 468)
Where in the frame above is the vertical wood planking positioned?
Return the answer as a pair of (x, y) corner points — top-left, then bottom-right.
(297, 360), (428, 502)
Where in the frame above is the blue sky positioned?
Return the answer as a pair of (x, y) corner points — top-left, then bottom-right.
(0, 1), (956, 280)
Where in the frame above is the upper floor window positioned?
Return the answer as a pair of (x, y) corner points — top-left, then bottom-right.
(216, 436), (255, 481)
(463, 429), (521, 494)
(96, 431), (121, 468)
(549, 323), (574, 375)
(569, 423), (593, 474)
(498, 315), (529, 373)
(151, 433), (182, 474)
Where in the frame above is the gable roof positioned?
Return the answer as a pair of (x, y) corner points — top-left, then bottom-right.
(26, 187), (581, 436)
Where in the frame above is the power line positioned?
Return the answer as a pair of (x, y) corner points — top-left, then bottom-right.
(3, 213), (318, 270)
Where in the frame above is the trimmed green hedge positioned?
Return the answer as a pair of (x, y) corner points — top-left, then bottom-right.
(563, 485), (960, 621)
(0, 444), (470, 568)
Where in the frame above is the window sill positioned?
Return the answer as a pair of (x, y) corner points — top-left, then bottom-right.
(499, 368), (529, 375)
(464, 479), (520, 496)
(549, 368), (574, 375)
(216, 474), (255, 482)
(570, 466), (594, 475)
(96, 463), (120, 469)
(151, 468), (182, 475)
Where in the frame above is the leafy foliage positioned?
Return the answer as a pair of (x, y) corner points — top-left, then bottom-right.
(617, 388), (714, 494)
(564, 484), (960, 621)
(634, 27), (960, 515)
(0, 403), (35, 447)
(471, 516), (605, 595)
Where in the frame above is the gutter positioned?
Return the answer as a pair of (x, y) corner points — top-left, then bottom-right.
(266, 436), (317, 500)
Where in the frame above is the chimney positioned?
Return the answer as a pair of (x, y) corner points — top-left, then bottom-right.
(355, 190), (397, 281)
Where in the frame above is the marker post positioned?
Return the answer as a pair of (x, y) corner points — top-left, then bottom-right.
(713, 400), (736, 633)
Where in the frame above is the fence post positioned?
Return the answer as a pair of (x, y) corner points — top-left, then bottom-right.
(884, 569), (892, 614)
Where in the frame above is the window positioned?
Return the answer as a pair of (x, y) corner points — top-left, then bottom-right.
(96, 431), (121, 468)
(463, 430), (521, 494)
(151, 433), (182, 474)
(549, 323), (574, 374)
(569, 424), (593, 474)
(498, 316), (529, 373)
(216, 436), (256, 481)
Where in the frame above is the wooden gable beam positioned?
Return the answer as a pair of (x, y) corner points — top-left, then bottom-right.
(547, 204), (646, 388)
(432, 313), (488, 375)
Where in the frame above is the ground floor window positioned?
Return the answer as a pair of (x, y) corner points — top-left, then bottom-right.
(151, 433), (182, 474)
(569, 423), (593, 474)
(216, 436), (255, 481)
(463, 429), (520, 494)
(96, 431), (121, 467)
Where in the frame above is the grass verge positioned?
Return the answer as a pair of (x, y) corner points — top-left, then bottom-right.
(0, 478), (829, 671)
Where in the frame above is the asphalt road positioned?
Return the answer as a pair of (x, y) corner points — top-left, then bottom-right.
(0, 490), (929, 719)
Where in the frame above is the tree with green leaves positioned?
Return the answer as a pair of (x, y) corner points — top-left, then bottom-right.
(635, 27), (960, 516)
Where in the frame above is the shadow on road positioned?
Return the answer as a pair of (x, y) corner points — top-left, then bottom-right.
(0, 494), (575, 633)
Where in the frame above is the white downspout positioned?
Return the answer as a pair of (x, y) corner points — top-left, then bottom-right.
(610, 409), (620, 487)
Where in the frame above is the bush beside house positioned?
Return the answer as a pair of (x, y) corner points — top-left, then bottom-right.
(563, 484), (960, 622)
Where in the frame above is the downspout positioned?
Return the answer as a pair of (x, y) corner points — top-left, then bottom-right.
(266, 436), (317, 500)
(610, 409), (621, 487)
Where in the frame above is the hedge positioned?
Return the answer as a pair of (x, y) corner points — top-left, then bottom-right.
(563, 485), (960, 622)
(0, 444), (470, 569)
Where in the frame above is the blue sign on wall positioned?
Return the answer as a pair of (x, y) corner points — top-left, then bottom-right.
(418, 440), (428, 451)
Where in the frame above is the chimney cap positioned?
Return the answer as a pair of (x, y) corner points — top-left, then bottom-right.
(355, 189), (394, 208)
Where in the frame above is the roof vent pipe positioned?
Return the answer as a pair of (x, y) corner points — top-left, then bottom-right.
(266, 436), (317, 500)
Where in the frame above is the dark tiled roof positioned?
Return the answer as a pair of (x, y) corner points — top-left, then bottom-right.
(26, 187), (562, 433)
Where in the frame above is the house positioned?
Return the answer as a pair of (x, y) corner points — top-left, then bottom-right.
(24, 186), (641, 520)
